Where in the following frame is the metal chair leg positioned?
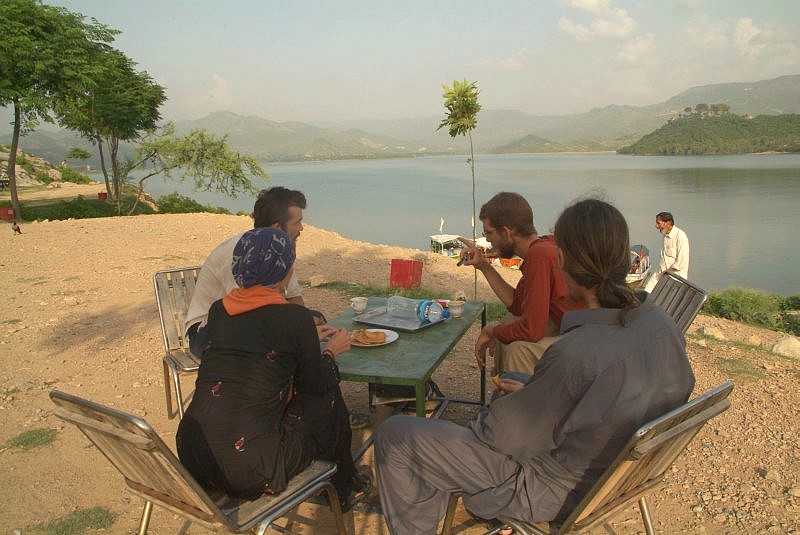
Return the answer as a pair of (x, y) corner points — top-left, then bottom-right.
(137, 500), (154, 535)
(162, 359), (174, 419)
(324, 481), (347, 535)
(441, 493), (460, 535)
(170, 366), (186, 419)
(638, 496), (655, 535)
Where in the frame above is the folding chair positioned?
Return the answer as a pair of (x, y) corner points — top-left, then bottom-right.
(50, 390), (346, 535)
(648, 272), (708, 334)
(153, 266), (201, 419)
(441, 381), (734, 535)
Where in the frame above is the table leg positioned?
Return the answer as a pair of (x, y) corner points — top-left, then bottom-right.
(414, 382), (426, 417)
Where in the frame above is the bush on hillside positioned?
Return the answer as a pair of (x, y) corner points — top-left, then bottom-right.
(60, 167), (93, 184)
(19, 195), (156, 221)
(156, 192), (230, 214)
(705, 287), (800, 335)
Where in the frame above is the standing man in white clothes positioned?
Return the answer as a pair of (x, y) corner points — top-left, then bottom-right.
(643, 211), (690, 292)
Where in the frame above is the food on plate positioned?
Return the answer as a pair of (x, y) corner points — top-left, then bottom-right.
(492, 374), (502, 388)
(352, 329), (387, 346)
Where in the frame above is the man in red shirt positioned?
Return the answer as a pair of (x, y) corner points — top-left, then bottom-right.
(460, 192), (581, 375)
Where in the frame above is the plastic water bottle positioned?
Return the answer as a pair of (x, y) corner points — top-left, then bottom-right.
(386, 296), (449, 323)
(417, 299), (449, 323)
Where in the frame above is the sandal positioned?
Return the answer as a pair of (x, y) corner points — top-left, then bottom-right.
(348, 410), (371, 430)
(341, 465), (373, 512)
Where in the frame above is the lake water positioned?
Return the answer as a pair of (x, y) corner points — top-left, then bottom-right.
(140, 153), (800, 296)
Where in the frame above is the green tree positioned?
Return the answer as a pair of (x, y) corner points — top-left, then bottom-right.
(124, 122), (268, 215)
(695, 103), (710, 117)
(0, 0), (117, 219)
(437, 78), (481, 298)
(710, 102), (730, 116)
(56, 47), (165, 213)
(66, 147), (92, 174)
(67, 147), (92, 161)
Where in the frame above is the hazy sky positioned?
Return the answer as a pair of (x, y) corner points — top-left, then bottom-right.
(7, 0), (800, 124)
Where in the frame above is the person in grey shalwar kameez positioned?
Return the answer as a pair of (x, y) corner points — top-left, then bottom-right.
(375, 199), (696, 534)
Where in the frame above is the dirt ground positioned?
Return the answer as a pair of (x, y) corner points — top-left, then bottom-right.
(1, 187), (799, 534)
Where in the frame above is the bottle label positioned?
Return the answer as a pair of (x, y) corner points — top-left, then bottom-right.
(417, 300), (432, 323)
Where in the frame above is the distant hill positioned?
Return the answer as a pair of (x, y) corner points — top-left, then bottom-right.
(173, 111), (411, 161)
(4, 74), (799, 164)
(658, 75), (800, 116)
(328, 74), (800, 151)
(493, 134), (612, 153)
(618, 113), (800, 155)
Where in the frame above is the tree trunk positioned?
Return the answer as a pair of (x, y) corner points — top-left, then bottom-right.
(128, 180), (145, 216)
(95, 134), (112, 197)
(469, 131), (477, 300)
(7, 99), (23, 220)
(109, 136), (121, 215)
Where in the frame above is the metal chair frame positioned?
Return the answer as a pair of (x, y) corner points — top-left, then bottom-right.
(441, 381), (734, 535)
(648, 272), (708, 334)
(50, 390), (347, 535)
(153, 266), (201, 419)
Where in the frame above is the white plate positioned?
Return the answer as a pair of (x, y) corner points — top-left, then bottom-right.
(351, 328), (399, 347)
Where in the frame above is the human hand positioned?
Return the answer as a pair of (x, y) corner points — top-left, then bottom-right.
(457, 237), (489, 270)
(495, 378), (524, 396)
(316, 324), (338, 341)
(474, 326), (494, 369)
(324, 327), (351, 358)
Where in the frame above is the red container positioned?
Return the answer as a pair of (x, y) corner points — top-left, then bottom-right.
(390, 259), (423, 288)
(97, 192), (108, 201)
(0, 207), (14, 220)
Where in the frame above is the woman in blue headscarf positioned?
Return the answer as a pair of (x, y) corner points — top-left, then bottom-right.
(176, 227), (369, 510)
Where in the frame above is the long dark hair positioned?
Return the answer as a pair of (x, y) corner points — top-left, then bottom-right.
(555, 199), (640, 322)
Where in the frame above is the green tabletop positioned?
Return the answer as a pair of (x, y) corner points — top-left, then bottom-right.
(330, 297), (485, 416)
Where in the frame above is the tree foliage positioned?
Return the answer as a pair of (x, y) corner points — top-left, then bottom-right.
(438, 79), (481, 139)
(0, 0), (117, 218)
(67, 147), (92, 161)
(55, 47), (166, 212)
(125, 123), (268, 215)
(618, 114), (800, 155)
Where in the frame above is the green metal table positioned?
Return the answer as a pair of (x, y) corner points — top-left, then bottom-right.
(330, 297), (486, 417)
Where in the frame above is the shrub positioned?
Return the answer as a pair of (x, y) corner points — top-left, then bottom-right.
(157, 192), (231, 214)
(705, 287), (783, 331)
(59, 167), (93, 184)
(781, 312), (800, 336)
(20, 195), (156, 221)
(780, 295), (800, 311)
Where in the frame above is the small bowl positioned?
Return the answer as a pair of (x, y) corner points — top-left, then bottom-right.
(448, 300), (465, 318)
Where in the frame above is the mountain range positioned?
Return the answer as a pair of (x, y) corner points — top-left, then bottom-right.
(3, 74), (799, 165)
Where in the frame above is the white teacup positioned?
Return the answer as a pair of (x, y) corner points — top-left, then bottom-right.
(448, 300), (465, 318)
(350, 297), (368, 313)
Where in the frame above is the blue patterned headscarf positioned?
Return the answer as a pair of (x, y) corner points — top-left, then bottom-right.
(231, 227), (296, 288)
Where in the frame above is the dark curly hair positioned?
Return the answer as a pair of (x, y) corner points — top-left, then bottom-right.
(252, 187), (307, 229)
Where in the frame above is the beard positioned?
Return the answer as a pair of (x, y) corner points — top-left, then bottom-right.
(496, 241), (516, 259)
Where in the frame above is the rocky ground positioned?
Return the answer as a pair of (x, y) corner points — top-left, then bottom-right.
(1, 185), (798, 534)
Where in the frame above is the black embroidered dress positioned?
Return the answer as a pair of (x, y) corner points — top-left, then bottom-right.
(176, 301), (355, 499)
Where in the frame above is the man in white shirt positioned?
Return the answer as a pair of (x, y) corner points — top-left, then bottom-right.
(643, 211), (690, 292)
(185, 187), (328, 356)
